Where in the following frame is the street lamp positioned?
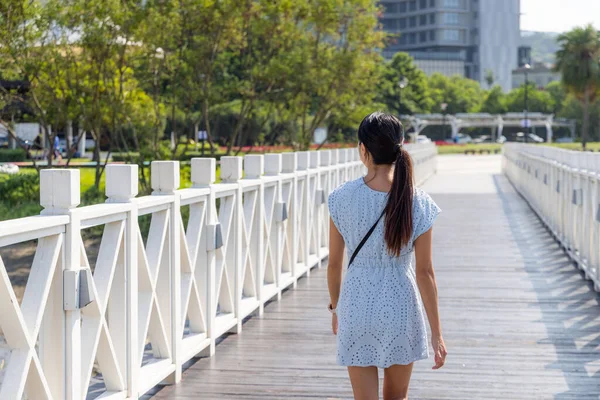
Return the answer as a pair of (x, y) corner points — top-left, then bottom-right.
(441, 103), (448, 141)
(398, 77), (409, 116)
(523, 63), (531, 143)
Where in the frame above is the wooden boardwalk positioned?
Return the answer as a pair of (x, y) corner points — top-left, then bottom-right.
(149, 156), (600, 399)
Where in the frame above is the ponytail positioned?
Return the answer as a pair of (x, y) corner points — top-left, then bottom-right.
(384, 146), (414, 256)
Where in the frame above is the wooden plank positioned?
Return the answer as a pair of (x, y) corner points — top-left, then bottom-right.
(146, 155), (600, 399)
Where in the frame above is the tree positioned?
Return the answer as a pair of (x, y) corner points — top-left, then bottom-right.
(485, 69), (495, 89)
(505, 83), (554, 114)
(428, 73), (483, 114)
(377, 52), (431, 115)
(555, 25), (600, 149)
(479, 85), (507, 114)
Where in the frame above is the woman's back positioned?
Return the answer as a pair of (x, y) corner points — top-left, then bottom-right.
(328, 177), (440, 263)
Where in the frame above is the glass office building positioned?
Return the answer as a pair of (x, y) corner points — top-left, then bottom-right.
(380, 0), (520, 91)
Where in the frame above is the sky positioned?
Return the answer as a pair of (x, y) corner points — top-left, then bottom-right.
(521, 0), (600, 33)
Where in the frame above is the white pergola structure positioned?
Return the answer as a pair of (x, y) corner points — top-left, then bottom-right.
(401, 113), (577, 143)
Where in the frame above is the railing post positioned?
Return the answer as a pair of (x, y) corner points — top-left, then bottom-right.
(220, 156), (243, 334)
(319, 150), (331, 266)
(40, 169), (81, 400)
(265, 154), (283, 300)
(244, 155), (265, 314)
(151, 161), (182, 383)
(282, 153), (298, 288)
(297, 151), (310, 277)
(191, 158), (217, 357)
(105, 164), (139, 398)
(309, 151), (320, 269)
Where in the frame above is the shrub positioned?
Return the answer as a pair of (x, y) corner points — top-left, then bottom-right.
(0, 149), (27, 162)
(111, 152), (140, 162)
(0, 173), (40, 206)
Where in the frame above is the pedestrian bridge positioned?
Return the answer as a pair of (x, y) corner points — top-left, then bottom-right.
(0, 145), (599, 399)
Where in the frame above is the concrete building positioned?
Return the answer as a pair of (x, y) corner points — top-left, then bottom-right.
(512, 62), (561, 89)
(380, 0), (520, 92)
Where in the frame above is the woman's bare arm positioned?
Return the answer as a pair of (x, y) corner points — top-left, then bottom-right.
(327, 217), (345, 334)
(414, 227), (447, 369)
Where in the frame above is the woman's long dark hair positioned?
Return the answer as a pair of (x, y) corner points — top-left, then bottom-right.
(357, 112), (414, 257)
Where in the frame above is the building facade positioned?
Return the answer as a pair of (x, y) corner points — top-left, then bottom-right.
(512, 63), (561, 89)
(380, 0), (520, 92)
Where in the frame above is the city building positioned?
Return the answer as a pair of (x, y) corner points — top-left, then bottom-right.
(512, 62), (561, 89)
(380, 0), (520, 92)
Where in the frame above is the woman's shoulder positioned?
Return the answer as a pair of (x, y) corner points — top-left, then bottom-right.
(329, 177), (363, 200)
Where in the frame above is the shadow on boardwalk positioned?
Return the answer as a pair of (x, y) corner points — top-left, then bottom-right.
(494, 174), (600, 400)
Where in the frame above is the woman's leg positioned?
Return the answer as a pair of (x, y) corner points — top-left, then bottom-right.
(382, 363), (413, 400)
(347, 366), (379, 400)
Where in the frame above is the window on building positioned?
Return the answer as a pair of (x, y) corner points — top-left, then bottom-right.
(443, 13), (460, 25)
(430, 13), (436, 23)
(409, 33), (417, 44)
(443, 0), (461, 9)
(399, 18), (407, 29)
(420, 15), (427, 25)
(409, 1), (417, 11)
(409, 16), (417, 27)
(430, 30), (436, 40)
(420, 31), (427, 42)
(382, 19), (398, 31)
(400, 2), (407, 12)
(420, 0), (428, 9)
(399, 35), (407, 45)
(430, 0), (436, 6)
(441, 29), (460, 42)
(383, 3), (399, 13)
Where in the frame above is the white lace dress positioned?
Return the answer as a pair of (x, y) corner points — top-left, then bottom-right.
(328, 177), (440, 368)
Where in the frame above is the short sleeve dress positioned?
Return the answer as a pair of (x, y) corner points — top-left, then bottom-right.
(328, 177), (441, 368)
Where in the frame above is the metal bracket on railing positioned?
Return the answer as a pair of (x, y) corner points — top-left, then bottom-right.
(316, 189), (326, 206)
(543, 174), (548, 185)
(572, 189), (583, 206)
(596, 204), (600, 222)
(64, 268), (95, 311)
(275, 201), (288, 222)
(207, 223), (223, 251)
(535, 169), (538, 179)
(556, 180), (560, 193)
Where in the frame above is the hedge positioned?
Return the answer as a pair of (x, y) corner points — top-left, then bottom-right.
(0, 149), (27, 162)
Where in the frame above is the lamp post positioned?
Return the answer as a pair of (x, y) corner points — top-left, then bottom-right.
(523, 63), (531, 143)
(441, 102), (448, 141)
(398, 77), (409, 116)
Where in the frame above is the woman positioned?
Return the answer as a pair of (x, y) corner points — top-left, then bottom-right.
(327, 112), (446, 400)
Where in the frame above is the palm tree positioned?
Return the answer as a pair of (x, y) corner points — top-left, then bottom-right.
(555, 25), (600, 150)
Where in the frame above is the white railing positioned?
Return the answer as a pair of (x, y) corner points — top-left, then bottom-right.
(503, 143), (600, 289)
(0, 145), (437, 400)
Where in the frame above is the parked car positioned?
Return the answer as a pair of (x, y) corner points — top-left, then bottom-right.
(516, 132), (544, 143)
(497, 135), (507, 144)
(416, 135), (432, 144)
(473, 135), (492, 144)
(455, 133), (473, 144)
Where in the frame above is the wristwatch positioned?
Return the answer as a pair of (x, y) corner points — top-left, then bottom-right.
(328, 303), (336, 314)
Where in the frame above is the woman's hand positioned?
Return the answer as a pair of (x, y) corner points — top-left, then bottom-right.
(432, 335), (447, 370)
(332, 313), (338, 335)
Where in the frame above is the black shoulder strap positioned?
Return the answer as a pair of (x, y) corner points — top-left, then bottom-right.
(348, 209), (385, 267)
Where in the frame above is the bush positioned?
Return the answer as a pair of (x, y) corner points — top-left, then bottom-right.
(0, 173), (40, 206)
(0, 149), (27, 162)
(112, 152), (140, 162)
(178, 151), (227, 161)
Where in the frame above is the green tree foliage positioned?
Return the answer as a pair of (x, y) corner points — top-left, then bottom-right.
(479, 85), (507, 114)
(555, 25), (600, 149)
(428, 73), (483, 114)
(505, 83), (554, 114)
(377, 52), (431, 115)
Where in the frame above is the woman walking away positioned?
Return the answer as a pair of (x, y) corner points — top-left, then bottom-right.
(327, 112), (446, 400)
